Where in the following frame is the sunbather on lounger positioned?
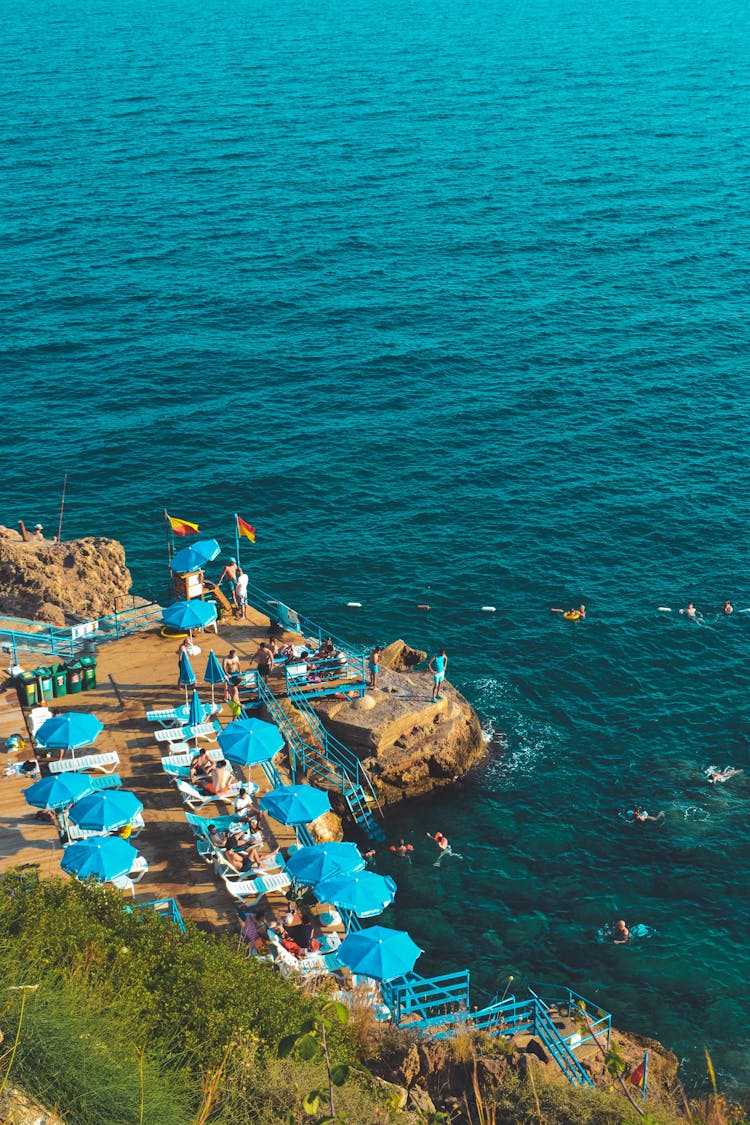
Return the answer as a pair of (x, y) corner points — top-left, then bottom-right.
(189, 749), (213, 786)
(224, 843), (279, 873)
(204, 760), (235, 798)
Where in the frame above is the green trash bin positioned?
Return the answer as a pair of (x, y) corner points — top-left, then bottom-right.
(80, 654), (97, 691)
(34, 666), (54, 703)
(16, 672), (38, 708)
(66, 660), (84, 695)
(49, 661), (68, 699)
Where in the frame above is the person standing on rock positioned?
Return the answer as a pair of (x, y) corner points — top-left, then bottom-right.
(428, 648), (448, 701)
(368, 647), (381, 690)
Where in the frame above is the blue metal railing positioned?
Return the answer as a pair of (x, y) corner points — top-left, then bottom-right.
(384, 970), (471, 1024)
(287, 682), (381, 810)
(232, 575), (367, 655)
(529, 984), (611, 1049)
(97, 601), (162, 641)
(130, 897), (186, 932)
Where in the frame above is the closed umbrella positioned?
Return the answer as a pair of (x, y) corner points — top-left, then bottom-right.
(337, 926), (422, 982)
(68, 789), (143, 834)
(24, 773), (94, 812)
(314, 871), (397, 919)
(259, 784), (331, 825)
(170, 539), (221, 574)
(178, 651), (196, 702)
(286, 842), (365, 886)
(162, 600), (217, 638)
(218, 718), (284, 768)
(187, 688), (204, 728)
(35, 712), (103, 754)
(204, 650), (227, 704)
(61, 837), (138, 882)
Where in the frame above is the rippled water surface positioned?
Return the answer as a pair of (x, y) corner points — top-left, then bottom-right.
(2, 0), (750, 1091)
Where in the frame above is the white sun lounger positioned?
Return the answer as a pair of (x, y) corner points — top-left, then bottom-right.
(66, 811), (145, 842)
(175, 779), (237, 810)
(154, 721), (221, 744)
(224, 871), (291, 905)
(49, 751), (120, 775)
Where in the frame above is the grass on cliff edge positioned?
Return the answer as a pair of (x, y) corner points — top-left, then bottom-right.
(0, 868), (397, 1125)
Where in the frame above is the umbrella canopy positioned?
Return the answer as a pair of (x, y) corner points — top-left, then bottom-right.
(24, 773), (95, 811)
(35, 712), (103, 753)
(162, 600), (217, 632)
(61, 837), (138, 882)
(204, 651), (227, 684)
(218, 719), (284, 767)
(286, 842), (366, 886)
(170, 539), (221, 574)
(337, 926), (422, 982)
(259, 784), (331, 825)
(68, 789), (143, 833)
(178, 650), (196, 687)
(314, 871), (397, 919)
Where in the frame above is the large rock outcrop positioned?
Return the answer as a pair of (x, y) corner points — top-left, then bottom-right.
(311, 645), (486, 803)
(0, 527), (133, 626)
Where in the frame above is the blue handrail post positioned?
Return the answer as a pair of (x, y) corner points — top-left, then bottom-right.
(642, 1050), (648, 1102)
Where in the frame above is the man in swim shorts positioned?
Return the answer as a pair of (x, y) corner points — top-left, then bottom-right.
(218, 558), (240, 609)
(368, 647), (381, 689)
(428, 648), (448, 701)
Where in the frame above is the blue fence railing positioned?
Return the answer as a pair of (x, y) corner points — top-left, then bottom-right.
(234, 576), (367, 656)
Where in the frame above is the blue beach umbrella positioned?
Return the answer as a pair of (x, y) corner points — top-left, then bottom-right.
(61, 837), (138, 882)
(178, 650), (196, 703)
(337, 926), (423, 982)
(204, 650), (227, 704)
(35, 712), (103, 753)
(170, 539), (221, 574)
(187, 688), (204, 728)
(286, 842), (366, 886)
(218, 718), (284, 768)
(314, 871), (397, 919)
(24, 773), (95, 812)
(162, 600), (217, 635)
(68, 789), (143, 833)
(259, 784), (331, 826)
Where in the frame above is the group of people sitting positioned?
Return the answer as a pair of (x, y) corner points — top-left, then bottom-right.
(240, 904), (323, 959)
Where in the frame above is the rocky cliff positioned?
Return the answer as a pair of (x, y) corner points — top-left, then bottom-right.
(310, 640), (486, 803)
(0, 526), (133, 627)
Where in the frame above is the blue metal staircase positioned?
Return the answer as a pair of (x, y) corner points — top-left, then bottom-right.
(381, 976), (603, 1088)
(255, 678), (386, 842)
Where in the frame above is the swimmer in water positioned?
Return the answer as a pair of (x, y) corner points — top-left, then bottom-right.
(613, 919), (630, 944)
(705, 766), (742, 784)
(723, 600), (734, 615)
(633, 806), (665, 823)
(427, 831), (463, 866)
(389, 839), (414, 859)
(681, 602), (703, 621)
(551, 604), (586, 620)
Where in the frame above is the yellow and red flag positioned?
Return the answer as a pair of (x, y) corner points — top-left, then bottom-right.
(236, 515), (256, 542)
(166, 512), (199, 537)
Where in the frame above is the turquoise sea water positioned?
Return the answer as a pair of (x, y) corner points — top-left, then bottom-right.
(3, 0), (750, 1092)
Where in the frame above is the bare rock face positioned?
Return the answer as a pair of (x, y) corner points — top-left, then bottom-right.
(309, 810), (344, 843)
(313, 663), (486, 804)
(379, 639), (427, 671)
(0, 528), (133, 625)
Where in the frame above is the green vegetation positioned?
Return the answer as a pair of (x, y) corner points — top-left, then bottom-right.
(1, 869), (747, 1125)
(0, 869), (396, 1125)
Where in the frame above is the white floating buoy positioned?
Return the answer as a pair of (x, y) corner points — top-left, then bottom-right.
(481, 606), (496, 613)
(417, 604), (431, 611)
(658, 606), (672, 612)
(346, 602), (362, 608)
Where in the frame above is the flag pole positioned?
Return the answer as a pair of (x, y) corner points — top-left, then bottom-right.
(164, 511), (175, 601)
(234, 513), (240, 569)
(57, 472), (68, 543)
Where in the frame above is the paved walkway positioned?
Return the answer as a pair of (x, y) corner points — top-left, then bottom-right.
(0, 604), (302, 935)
